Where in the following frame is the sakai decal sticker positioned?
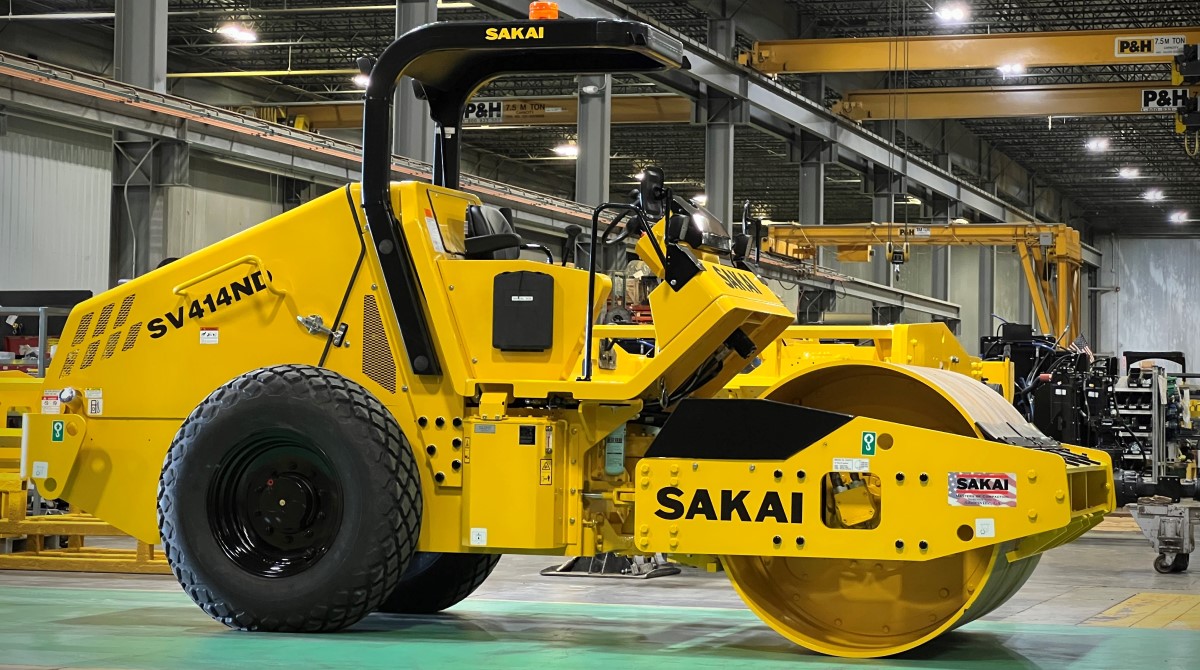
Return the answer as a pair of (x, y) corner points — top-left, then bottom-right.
(484, 26), (544, 40)
(147, 271), (272, 340)
(199, 328), (219, 345)
(655, 487), (803, 523)
(540, 458), (553, 485)
(50, 420), (65, 443)
(32, 461), (49, 479)
(948, 472), (1017, 507)
(975, 518), (997, 538)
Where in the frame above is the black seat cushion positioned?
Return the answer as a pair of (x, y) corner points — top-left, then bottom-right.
(465, 205), (522, 260)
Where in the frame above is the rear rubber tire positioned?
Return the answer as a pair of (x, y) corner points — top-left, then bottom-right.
(158, 364), (422, 632)
(377, 552), (501, 614)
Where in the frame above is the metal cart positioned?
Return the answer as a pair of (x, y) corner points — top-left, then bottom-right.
(1127, 499), (1200, 573)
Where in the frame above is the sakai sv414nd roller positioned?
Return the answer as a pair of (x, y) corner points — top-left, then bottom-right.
(10, 16), (1114, 659)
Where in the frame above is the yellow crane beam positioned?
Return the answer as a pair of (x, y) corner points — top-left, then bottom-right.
(765, 222), (1082, 341)
(834, 81), (1197, 121)
(745, 27), (1200, 74)
(246, 94), (692, 131)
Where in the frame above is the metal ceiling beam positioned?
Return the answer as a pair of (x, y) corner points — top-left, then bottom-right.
(761, 266), (962, 322)
(263, 94), (691, 130)
(746, 27), (1200, 74)
(472, 0), (1030, 224)
(765, 222), (1097, 268)
(835, 81), (1198, 121)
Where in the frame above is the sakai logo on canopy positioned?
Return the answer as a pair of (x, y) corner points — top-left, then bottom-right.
(484, 26), (545, 40)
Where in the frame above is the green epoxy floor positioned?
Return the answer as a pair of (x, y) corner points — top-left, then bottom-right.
(1, 529), (1198, 669)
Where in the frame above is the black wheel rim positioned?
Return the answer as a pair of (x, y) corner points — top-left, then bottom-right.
(208, 431), (343, 578)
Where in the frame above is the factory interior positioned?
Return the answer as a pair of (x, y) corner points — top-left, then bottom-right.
(1, 1), (1199, 667)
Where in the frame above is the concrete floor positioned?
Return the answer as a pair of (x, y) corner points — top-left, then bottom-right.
(0, 520), (1197, 669)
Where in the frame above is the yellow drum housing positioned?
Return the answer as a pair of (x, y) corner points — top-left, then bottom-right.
(721, 361), (1107, 657)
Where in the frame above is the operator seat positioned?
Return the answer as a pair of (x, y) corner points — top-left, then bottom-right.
(465, 205), (554, 263)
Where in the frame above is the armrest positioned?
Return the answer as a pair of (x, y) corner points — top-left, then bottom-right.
(465, 232), (521, 257)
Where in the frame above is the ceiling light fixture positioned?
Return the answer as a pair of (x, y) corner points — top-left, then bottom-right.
(217, 23), (258, 43)
(352, 73), (370, 88)
(1085, 137), (1110, 152)
(692, 193), (708, 206)
(1170, 210), (1189, 223)
(553, 143), (579, 158)
(934, 2), (969, 23)
(997, 63), (1026, 77)
(1118, 167), (1140, 179)
(1143, 188), (1165, 201)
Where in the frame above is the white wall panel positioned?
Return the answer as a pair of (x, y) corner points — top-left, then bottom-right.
(949, 246), (981, 354)
(892, 246), (933, 323)
(1098, 237), (1200, 365)
(166, 158), (284, 257)
(994, 247), (1022, 327)
(0, 117), (112, 295)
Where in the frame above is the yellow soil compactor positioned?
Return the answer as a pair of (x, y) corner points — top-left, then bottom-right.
(6, 17), (1112, 658)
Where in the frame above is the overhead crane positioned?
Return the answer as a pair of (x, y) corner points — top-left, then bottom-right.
(246, 94), (692, 132)
(743, 26), (1200, 74)
(765, 222), (1084, 344)
(834, 81), (1200, 121)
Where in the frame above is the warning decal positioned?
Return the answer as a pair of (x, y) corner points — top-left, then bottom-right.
(948, 472), (1017, 507)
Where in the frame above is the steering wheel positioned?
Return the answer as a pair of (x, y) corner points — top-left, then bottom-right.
(599, 209), (639, 246)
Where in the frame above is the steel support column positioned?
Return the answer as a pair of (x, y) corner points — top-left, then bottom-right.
(705, 18), (736, 229)
(112, 0), (169, 284)
(979, 247), (996, 345)
(394, 0), (436, 162)
(870, 164), (900, 286)
(929, 195), (954, 301)
(575, 74), (611, 205)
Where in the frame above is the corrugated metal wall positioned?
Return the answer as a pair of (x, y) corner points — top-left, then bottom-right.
(0, 116), (112, 295)
(1098, 237), (1200, 365)
(166, 157), (286, 257)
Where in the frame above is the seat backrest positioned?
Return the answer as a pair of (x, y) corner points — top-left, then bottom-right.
(465, 205), (521, 260)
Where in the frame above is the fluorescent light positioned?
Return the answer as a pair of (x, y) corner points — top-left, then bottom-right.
(997, 63), (1026, 77)
(692, 193), (708, 206)
(634, 171), (645, 181)
(934, 3), (969, 22)
(553, 143), (579, 157)
(436, 1), (474, 7)
(1118, 167), (1140, 179)
(217, 23), (258, 43)
(1085, 137), (1110, 152)
(1170, 210), (1189, 223)
(352, 73), (370, 87)
(1143, 188), (1165, 201)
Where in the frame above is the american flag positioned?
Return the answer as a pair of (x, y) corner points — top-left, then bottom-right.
(1068, 335), (1094, 362)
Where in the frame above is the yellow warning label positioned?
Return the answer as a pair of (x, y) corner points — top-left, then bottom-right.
(540, 459), (552, 485)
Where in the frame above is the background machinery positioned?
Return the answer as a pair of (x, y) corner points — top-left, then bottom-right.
(5, 16), (1113, 659)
